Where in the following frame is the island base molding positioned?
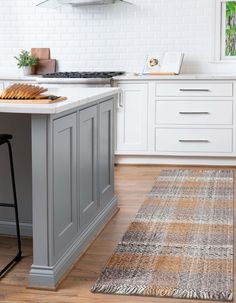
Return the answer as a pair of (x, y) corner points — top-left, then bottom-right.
(29, 198), (118, 289)
(115, 156), (236, 166)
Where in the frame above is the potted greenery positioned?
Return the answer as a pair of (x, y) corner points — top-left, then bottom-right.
(14, 50), (38, 76)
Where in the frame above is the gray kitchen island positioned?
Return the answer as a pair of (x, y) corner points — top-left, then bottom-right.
(0, 87), (120, 289)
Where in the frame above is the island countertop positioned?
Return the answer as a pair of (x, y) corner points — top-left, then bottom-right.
(0, 87), (120, 114)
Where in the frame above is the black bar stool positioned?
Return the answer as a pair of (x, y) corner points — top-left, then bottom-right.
(0, 134), (22, 278)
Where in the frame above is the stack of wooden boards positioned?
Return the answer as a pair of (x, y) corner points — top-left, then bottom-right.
(31, 48), (56, 75)
(0, 84), (67, 104)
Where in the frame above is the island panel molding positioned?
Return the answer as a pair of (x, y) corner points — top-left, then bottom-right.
(99, 100), (115, 207)
(79, 105), (99, 231)
(52, 113), (78, 258)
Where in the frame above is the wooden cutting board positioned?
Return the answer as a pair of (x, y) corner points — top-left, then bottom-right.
(35, 59), (56, 75)
(31, 48), (50, 60)
(0, 97), (67, 104)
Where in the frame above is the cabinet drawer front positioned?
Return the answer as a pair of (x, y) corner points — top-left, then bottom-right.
(156, 101), (233, 125)
(156, 82), (233, 97)
(155, 129), (232, 153)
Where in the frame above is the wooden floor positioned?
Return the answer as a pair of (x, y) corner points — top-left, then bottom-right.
(0, 165), (235, 303)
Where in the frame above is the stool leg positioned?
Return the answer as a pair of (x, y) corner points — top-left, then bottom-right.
(0, 141), (22, 278)
(7, 141), (22, 257)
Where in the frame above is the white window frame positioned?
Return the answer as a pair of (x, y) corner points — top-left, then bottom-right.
(213, 0), (236, 62)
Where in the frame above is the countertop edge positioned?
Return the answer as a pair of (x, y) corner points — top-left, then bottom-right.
(112, 74), (236, 81)
(0, 88), (120, 115)
(52, 89), (120, 115)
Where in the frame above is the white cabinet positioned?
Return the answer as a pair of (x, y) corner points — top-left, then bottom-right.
(116, 82), (148, 152)
(0, 82), (3, 91)
(114, 79), (236, 165)
(155, 81), (234, 156)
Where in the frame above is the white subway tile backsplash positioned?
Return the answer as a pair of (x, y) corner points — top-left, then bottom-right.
(0, 0), (236, 74)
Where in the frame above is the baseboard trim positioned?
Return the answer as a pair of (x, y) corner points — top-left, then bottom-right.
(28, 196), (118, 289)
(0, 220), (32, 237)
(115, 155), (236, 166)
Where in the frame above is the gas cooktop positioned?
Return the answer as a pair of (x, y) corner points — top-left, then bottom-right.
(42, 71), (124, 78)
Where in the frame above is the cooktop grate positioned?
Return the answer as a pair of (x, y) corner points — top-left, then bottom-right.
(42, 71), (124, 78)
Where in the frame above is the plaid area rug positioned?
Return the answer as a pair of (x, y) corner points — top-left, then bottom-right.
(91, 169), (234, 301)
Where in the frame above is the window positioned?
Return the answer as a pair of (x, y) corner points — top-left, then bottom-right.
(213, 0), (236, 62)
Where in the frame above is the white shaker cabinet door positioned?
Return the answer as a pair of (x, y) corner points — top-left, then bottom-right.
(116, 83), (148, 152)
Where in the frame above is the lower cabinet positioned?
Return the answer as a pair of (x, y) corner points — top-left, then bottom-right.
(51, 98), (115, 261)
(115, 80), (235, 160)
(116, 82), (148, 152)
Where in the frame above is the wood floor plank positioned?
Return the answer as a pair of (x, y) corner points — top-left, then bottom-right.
(0, 165), (235, 303)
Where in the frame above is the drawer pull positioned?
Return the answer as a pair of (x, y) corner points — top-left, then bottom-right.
(179, 111), (210, 115)
(119, 99), (124, 108)
(118, 91), (124, 109)
(179, 139), (210, 143)
(179, 89), (210, 92)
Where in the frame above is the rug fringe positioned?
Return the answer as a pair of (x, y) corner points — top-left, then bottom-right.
(91, 284), (146, 295)
(91, 284), (233, 301)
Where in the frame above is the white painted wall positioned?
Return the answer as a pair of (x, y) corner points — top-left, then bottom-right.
(0, 0), (236, 75)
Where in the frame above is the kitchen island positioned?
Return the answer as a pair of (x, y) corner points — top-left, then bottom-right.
(0, 87), (120, 289)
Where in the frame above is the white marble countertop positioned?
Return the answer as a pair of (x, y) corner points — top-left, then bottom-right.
(0, 87), (120, 114)
(2, 73), (236, 82)
(112, 73), (236, 81)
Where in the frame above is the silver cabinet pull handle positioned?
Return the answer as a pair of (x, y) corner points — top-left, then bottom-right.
(179, 139), (210, 143)
(179, 111), (210, 115)
(179, 89), (210, 92)
(119, 99), (124, 108)
(118, 91), (124, 109)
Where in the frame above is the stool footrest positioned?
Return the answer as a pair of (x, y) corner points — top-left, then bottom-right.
(0, 203), (15, 208)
